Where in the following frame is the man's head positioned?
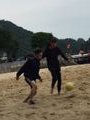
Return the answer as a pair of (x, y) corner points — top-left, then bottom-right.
(34, 48), (43, 60)
(49, 37), (57, 49)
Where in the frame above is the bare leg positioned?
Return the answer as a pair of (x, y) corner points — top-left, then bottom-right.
(23, 93), (31, 103)
(28, 81), (37, 104)
(24, 79), (37, 103)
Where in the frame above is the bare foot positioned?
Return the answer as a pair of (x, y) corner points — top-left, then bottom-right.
(29, 100), (35, 105)
(23, 99), (28, 103)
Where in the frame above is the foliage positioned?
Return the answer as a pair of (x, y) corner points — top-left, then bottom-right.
(31, 32), (53, 49)
(0, 30), (19, 60)
(0, 20), (33, 57)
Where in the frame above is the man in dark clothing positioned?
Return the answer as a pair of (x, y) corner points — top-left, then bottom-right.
(16, 48), (43, 104)
(43, 37), (68, 95)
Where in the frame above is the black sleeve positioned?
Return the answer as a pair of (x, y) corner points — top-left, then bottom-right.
(16, 60), (29, 77)
(58, 48), (68, 61)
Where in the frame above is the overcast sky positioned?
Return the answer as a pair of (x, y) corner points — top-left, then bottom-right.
(0, 0), (90, 40)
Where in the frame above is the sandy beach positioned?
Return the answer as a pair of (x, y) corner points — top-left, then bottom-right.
(0, 64), (90, 120)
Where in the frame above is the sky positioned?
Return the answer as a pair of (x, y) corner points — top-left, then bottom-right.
(0, 0), (90, 40)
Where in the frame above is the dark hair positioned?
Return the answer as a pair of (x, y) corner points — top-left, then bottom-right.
(34, 48), (42, 55)
(49, 37), (57, 44)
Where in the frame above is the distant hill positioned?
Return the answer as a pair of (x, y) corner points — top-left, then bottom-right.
(0, 20), (33, 57)
(0, 20), (89, 59)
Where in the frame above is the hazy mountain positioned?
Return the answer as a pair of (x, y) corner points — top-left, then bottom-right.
(0, 20), (33, 57)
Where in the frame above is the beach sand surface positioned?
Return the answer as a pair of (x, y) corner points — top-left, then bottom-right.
(0, 64), (90, 120)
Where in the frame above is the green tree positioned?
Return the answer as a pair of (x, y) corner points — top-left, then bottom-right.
(77, 38), (86, 52)
(0, 30), (19, 60)
(31, 32), (53, 49)
(58, 38), (78, 54)
(86, 38), (90, 52)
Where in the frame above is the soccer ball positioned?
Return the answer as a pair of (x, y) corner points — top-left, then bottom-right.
(65, 82), (74, 91)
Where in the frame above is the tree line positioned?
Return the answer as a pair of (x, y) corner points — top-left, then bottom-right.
(31, 32), (90, 55)
(0, 30), (90, 62)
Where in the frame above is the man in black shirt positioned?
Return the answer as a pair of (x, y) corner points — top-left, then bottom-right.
(43, 37), (68, 95)
(16, 48), (43, 104)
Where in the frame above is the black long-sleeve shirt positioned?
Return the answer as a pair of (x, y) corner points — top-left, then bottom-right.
(43, 47), (68, 70)
(16, 58), (41, 81)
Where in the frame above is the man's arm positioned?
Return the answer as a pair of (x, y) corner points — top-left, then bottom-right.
(16, 60), (29, 80)
(58, 48), (68, 61)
